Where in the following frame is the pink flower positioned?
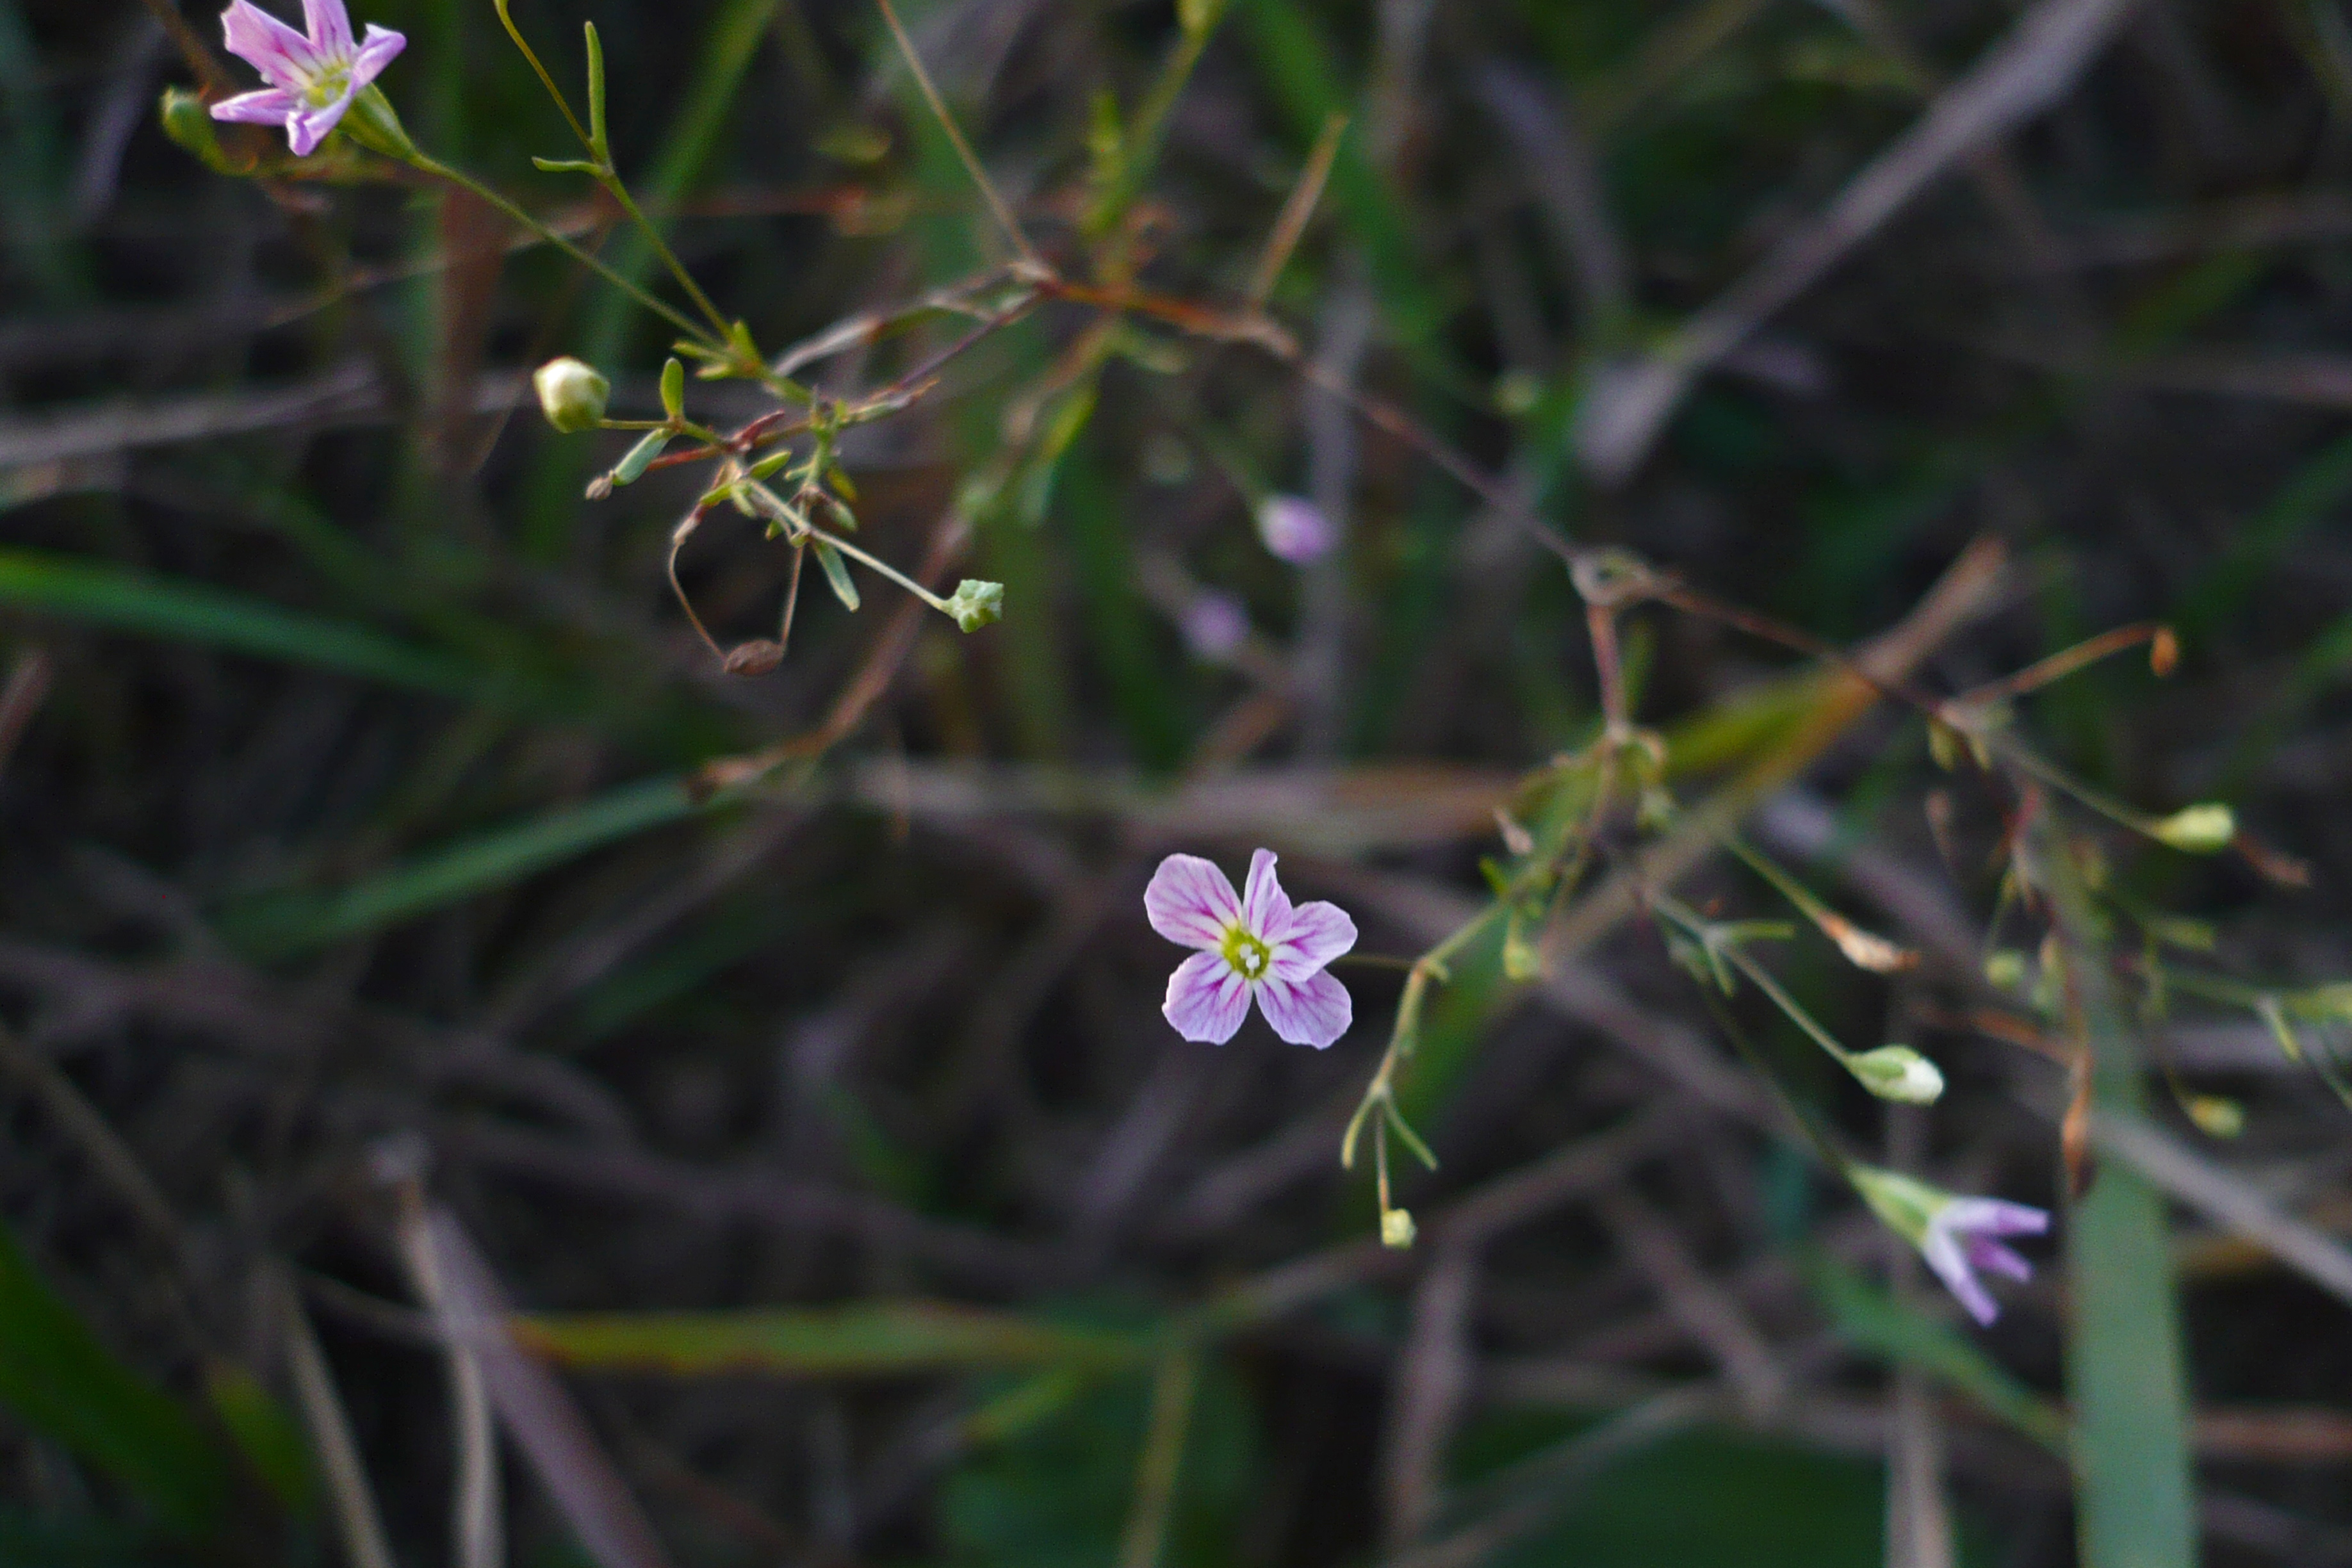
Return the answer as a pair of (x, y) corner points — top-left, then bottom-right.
(210, 0), (406, 157)
(1145, 849), (1356, 1047)
(1256, 494), (1335, 564)
(1853, 1166), (2050, 1327)
(1920, 1196), (2050, 1327)
(1180, 591), (1249, 662)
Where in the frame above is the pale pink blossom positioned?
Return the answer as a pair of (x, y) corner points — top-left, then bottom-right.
(1854, 1166), (2049, 1327)
(210, 0), (407, 157)
(1180, 591), (1249, 662)
(1921, 1196), (2049, 1327)
(1145, 849), (1355, 1047)
(1256, 494), (1335, 564)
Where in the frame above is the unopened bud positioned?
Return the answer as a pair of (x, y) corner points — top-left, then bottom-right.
(1380, 1207), (1417, 1249)
(2152, 803), (2234, 854)
(1848, 1045), (1945, 1105)
(534, 356), (610, 433)
(943, 579), (1005, 633)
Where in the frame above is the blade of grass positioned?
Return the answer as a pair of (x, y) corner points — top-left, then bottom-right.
(1056, 443), (1184, 771)
(222, 776), (708, 958)
(2043, 828), (2197, 1568)
(0, 1218), (233, 1542)
(516, 1302), (1150, 1376)
(0, 549), (475, 694)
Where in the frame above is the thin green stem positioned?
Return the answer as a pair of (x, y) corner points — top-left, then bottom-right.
(872, 0), (1043, 268)
(405, 153), (715, 347)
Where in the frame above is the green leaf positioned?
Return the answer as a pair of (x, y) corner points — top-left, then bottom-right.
(205, 1364), (317, 1517)
(1806, 1255), (2066, 1451)
(516, 1302), (1148, 1375)
(0, 549), (471, 694)
(0, 1218), (233, 1540)
(608, 428), (673, 487)
(222, 776), (706, 957)
(810, 535), (860, 611)
(659, 355), (685, 420)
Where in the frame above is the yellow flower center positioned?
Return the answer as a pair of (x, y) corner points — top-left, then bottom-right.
(303, 63), (352, 108)
(1220, 925), (1271, 981)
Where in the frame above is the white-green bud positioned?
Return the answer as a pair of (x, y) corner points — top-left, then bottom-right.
(1847, 1045), (1945, 1104)
(534, 357), (610, 434)
(1380, 1207), (1417, 1249)
(943, 579), (1004, 632)
(2152, 803), (2234, 854)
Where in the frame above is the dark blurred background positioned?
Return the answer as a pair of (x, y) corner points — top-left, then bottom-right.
(4, 0), (2352, 1563)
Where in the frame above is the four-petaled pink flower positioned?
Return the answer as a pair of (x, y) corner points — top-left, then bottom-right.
(211, 0), (407, 157)
(1146, 849), (1356, 1048)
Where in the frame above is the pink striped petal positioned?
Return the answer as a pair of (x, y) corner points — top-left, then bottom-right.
(349, 24), (405, 87)
(209, 86), (302, 124)
(302, 0), (354, 53)
(286, 95), (354, 155)
(1164, 951), (1250, 1043)
(1254, 967), (1352, 1048)
(1270, 898), (1355, 979)
(222, 0), (325, 90)
(1145, 854), (1240, 950)
(1240, 847), (1289, 938)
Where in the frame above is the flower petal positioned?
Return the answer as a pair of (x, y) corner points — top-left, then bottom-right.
(209, 86), (302, 125)
(222, 0), (325, 89)
(285, 90), (356, 155)
(1164, 951), (1250, 1043)
(1241, 847), (1289, 938)
(1920, 1227), (1998, 1327)
(348, 24), (406, 88)
(1964, 1235), (2034, 1284)
(1253, 967), (1352, 1049)
(1270, 898), (1355, 978)
(302, 0), (354, 54)
(1943, 1198), (2050, 1237)
(1145, 854), (1240, 949)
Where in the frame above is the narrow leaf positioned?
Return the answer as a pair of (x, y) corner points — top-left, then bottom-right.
(0, 549), (470, 693)
(811, 535), (860, 610)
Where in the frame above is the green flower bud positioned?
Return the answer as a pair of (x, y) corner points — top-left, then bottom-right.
(1847, 1045), (1945, 1104)
(1380, 1207), (1417, 1249)
(2152, 803), (2234, 854)
(534, 357), (610, 434)
(943, 579), (1005, 632)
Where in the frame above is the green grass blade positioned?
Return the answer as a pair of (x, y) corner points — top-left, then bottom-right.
(1056, 445), (1183, 771)
(0, 1219), (233, 1540)
(2045, 837), (2198, 1568)
(0, 549), (474, 694)
(223, 776), (706, 957)
(1807, 1255), (2067, 1453)
(517, 1302), (1148, 1375)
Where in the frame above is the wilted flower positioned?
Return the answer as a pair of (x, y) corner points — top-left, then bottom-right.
(1852, 1166), (2050, 1327)
(210, 0), (407, 157)
(1179, 591), (1249, 662)
(533, 357), (610, 434)
(1145, 849), (1356, 1047)
(1256, 494), (1335, 564)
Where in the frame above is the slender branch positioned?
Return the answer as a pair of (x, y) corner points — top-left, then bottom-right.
(872, 0), (1044, 269)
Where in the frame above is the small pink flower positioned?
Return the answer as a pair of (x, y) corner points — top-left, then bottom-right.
(1920, 1196), (2050, 1327)
(210, 0), (406, 157)
(1854, 1166), (2049, 1327)
(1145, 849), (1356, 1047)
(1256, 494), (1335, 564)
(1180, 591), (1249, 662)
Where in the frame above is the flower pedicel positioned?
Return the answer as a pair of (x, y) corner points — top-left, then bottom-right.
(1145, 850), (1356, 1048)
